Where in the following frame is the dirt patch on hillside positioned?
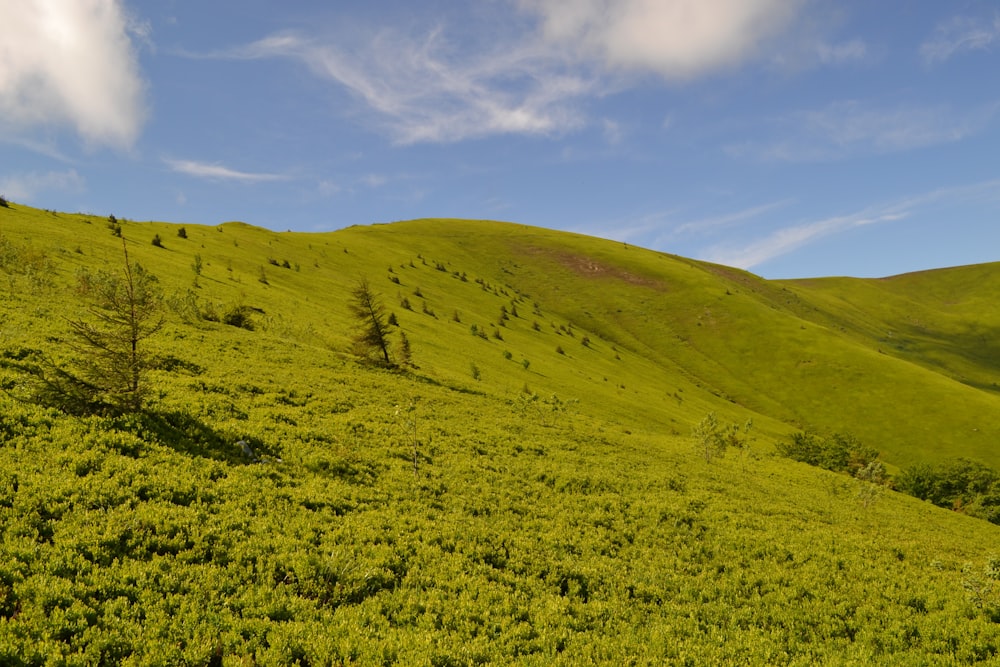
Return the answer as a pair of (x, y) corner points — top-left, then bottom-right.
(520, 245), (667, 290)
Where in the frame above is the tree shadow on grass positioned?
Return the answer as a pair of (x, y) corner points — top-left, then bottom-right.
(112, 410), (271, 464)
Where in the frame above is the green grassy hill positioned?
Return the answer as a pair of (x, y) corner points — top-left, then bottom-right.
(2, 201), (1000, 664)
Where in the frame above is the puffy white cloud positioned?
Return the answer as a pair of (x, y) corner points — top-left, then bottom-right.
(520, 0), (802, 79)
(0, 0), (146, 148)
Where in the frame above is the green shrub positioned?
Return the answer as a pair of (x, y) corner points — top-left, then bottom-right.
(692, 412), (753, 463)
(777, 432), (879, 475)
(898, 458), (1000, 518)
(151, 234), (163, 247)
(222, 305), (255, 330)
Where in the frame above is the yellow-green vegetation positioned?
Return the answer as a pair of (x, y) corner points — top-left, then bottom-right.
(2, 202), (1000, 664)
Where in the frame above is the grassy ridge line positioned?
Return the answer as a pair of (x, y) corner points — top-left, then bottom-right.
(783, 266), (1000, 394)
(452, 223), (1000, 468)
(3, 203), (1000, 468)
(0, 206), (754, 439)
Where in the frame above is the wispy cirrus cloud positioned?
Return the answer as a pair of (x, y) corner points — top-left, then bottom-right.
(701, 179), (1000, 270)
(702, 209), (905, 269)
(0, 0), (146, 149)
(727, 100), (998, 162)
(0, 169), (85, 202)
(207, 1), (823, 145)
(921, 14), (1000, 63)
(225, 29), (592, 145)
(579, 198), (791, 249)
(814, 39), (867, 65)
(670, 199), (793, 237)
(165, 159), (287, 183)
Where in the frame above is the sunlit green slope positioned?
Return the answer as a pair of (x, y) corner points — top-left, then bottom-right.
(4, 202), (1000, 664)
(784, 264), (1000, 395)
(3, 204), (1000, 469)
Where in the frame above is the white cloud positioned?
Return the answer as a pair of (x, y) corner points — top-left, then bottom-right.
(359, 174), (387, 188)
(229, 29), (592, 144)
(165, 159), (287, 183)
(217, 1), (810, 144)
(700, 179), (1000, 270)
(921, 14), (1000, 63)
(317, 180), (341, 197)
(601, 119), (624, 145)
(799, 102), (979, 152)
(727, 101), (997, 162)
(519, 0), (802, 79)
(0, 0), (146, 148)
(671, 200), (793, 237)
(0, 169), (85, 201)
(815, 39), (867, 65)
(702, 210), (905, 269)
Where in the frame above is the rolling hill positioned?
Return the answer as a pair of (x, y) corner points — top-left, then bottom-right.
(2, 201), (1000, 664)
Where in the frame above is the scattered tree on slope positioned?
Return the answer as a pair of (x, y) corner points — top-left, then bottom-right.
(32, 239), (163, 414)
(349, 277), (394, 366)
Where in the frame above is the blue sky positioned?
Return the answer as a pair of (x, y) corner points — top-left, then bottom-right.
(2, 0), (999, 278)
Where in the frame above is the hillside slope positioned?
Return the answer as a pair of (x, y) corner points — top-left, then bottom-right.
(3, 204), (1000, 467)
(2, 202), (1000, 663)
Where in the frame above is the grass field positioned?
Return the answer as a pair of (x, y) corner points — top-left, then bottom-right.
(2, 201), (1000, 664)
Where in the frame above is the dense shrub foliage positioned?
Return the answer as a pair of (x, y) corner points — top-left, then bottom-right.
(897, 458), (1000, 523)
(776, 431), (881, 476)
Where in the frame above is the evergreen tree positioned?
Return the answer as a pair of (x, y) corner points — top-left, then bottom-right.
(30, 239), (163, 414)
(349, 278), (393, 366)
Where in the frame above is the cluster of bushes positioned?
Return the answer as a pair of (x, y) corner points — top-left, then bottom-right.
(167, 290), (258, 331)
(778, 430), (1000, 525)
(776, 431), (881, 476)
(897, 458), (1000, 524)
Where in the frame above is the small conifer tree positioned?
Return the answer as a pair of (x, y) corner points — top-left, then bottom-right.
(349, 278), (394, 366)
(29, 239), (163, 415)
(398, 331), (412, 367)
